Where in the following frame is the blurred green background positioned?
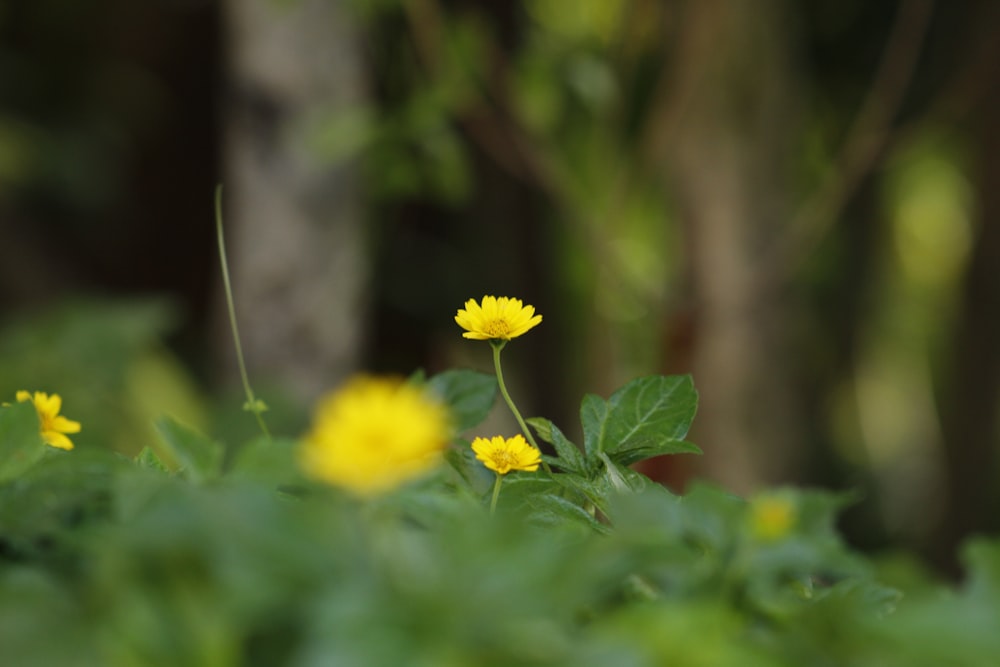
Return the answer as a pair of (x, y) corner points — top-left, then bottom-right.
(1, 0), (998, 571)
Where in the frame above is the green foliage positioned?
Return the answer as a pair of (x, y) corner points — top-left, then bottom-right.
(1, 367), (999, 666)
(580, 374), (701, 466)
(530, 375), (700, 479)
(426, 369), (498, 433)
(0, 298), (209, 455)
(0, 401), (47, 482)
(154, 416), (224, 483)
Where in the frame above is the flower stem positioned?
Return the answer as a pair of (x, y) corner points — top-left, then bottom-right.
(491, 341), (551, 474)
(215, 185), (271, 440)
(489, 472), (503, 515)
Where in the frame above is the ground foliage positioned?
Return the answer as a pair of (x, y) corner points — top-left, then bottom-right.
(1, 369), (999, 666)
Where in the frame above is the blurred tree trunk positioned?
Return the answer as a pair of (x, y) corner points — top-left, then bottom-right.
(220, 0), (368, 401)
(665, 0), (804, 493)
(936, 48), (1000, 568)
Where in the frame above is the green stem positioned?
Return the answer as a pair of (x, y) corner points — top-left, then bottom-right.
(489, 472), (503, 515)
(215, 185), (271, 440)
(491, 341), (551, 474)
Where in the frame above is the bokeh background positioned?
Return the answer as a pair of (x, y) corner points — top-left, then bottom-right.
(1, 0), (998, 571)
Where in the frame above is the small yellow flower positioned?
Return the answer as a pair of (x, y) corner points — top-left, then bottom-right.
(749, 494), (796, 541)
(16, 390), (81, 451)
(299, 376), (451, 495)
(455, 296), (542, 341)
(471, 434), (542, 475)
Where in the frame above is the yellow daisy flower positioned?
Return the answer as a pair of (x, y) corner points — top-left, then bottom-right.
(748, 494), (796, 541)
(299, 376), (451, 495)
(471, 434), (541, 475)
(455, 296), (542, 341)
(16, 390), (81, 451)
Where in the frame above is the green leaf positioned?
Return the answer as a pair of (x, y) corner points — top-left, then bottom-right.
(580, 394), (607, 459)
(526, 416), (554, 443)
(581, 375), (701, 465)
(0, 401), (47, 482)
(444, 442), (495, 495)
(611, 440), (701, 467)
(551, 472), (611, 514)
(154, 416), (223, 483)
(228, 436), (303, 486)
(527, 417), (585, 473)
(598, 452), (650, 494)
(134, 446), (170, 473)
(427, 369), (498, 433)
(523, 493), (610, 534)
(962, 538), (1000, 604)
(498, 475), (608, 533)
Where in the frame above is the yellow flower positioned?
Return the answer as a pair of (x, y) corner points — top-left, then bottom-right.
(455, 296), (542, 341)
(749, 494), (796, 541)
(299, 376), (451, 495)
(471, 434), (541, 475)
(16, 390), (81, 451)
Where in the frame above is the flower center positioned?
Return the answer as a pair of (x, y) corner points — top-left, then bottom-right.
(39, 413), (55, 432)
(491, 449), (516, 470)
(484, 319), (511, 338)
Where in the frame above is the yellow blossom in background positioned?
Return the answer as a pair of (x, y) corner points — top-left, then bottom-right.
(749, 494), (796, 541)
(455, 296), (542, 341)
(472, 434), (541, 475)
(16, 391), (81, 451)
(299, 376), (451, 495)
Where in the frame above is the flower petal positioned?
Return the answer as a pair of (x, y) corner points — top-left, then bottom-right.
(455, 296), (542, 341)
(52, 416), (82, 434)
(39, 392), (61, 416)
(43, 431), (74, 451)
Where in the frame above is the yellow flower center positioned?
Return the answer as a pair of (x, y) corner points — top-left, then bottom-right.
(38, 412), (56, 433)
(484, 320), (511, 338)
(489, 449), (517, 471)
(750, 496), (796, 541)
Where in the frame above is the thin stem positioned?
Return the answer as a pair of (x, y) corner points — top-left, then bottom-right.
(491, 341), (552, 474)
(489, 472), (503, 515)
(215, 185), (271, 440)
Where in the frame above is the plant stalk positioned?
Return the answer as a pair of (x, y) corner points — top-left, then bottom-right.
(215, 185), (271, 440)
(489, 473), (503, 515)
(491, 341), (551, 474)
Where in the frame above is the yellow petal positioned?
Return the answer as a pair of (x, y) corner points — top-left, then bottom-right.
(52, 416), (82, 434)
(37, 392), (60, 416)
(43, 431), (75, 451)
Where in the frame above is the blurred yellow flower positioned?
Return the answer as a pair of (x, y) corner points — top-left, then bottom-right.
(749, 494), (796, 541)
(455, 296), (542, 341)
(472, 434), (541, 475)
(16, 390), (81, 451)
(299, 376), (451, 495)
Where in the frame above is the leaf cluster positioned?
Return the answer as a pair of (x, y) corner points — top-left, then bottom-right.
(1, 370), (999, 666)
